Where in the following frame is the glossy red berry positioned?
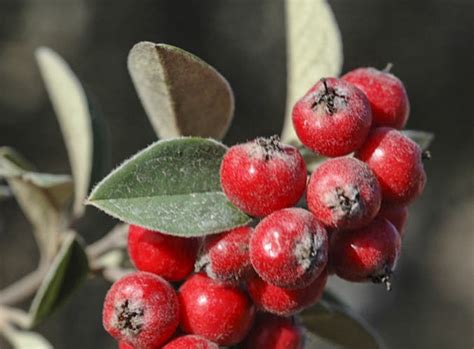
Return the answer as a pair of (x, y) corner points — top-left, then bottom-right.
(103, 272), (179, 349)
(178, 273), (255, 345)
(162, 335), (219, 349)
(292, 77), (372, 157)
(243, 313), (304, 349)
(247, 270), (327, 316)
(307, 157), (382, 230)
(128, 225), (200, 282)
(329, 218), (401, 290)
(356, 127), (426, 206)
(342, 67), (410, 129)
(197, 226), (253, 282)
(378, 205), (408, 238)
(250, 208), (328, 289)
(220, 136), (307, 217)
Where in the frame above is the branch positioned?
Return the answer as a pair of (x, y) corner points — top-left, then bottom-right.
(0, 306), (31, 328)
(102, 267), (134, 283)
(86, 223), (128, 260)
(0, 264), (49, 306)
(0, 224), (128, 306)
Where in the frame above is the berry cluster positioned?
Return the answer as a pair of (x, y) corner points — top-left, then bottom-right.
(102, 66), (427, 348)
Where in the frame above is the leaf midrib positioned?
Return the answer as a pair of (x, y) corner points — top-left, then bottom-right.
(89, 190), (224, 202)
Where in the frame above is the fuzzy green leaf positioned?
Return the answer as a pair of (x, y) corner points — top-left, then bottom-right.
(36, 47), (93, 218)
(128, 42), (234, 140)
(301, 291), (383, 349)
(402, 130), (435, 151)
(87, 138), (250, 236)
(29, 232), (89, 327)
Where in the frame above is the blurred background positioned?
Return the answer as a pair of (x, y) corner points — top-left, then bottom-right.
(0, 0), (472, 348)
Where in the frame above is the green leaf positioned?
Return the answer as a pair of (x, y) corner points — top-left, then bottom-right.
(35, 47), (93, 218)
(87, 138), (250, 236)
(29, 232), (89, 327)
(301, 291), (383, 349)
(85, 90), (110, 191)
(2, 326), (53, 349)
(128, 42), (234, 140)
(0, 147), (73, 259)
(281, 0), (343, 144)
(402, 130), (435, 151)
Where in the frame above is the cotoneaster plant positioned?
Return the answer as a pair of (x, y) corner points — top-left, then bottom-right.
(0, 3), (435, 348)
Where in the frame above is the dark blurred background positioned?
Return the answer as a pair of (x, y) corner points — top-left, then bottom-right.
(0, 1), (472, 348)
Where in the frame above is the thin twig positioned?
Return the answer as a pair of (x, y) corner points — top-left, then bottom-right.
(0, 223), (128, 306)
(0, 306), (31, 328)
(0, 264), (49, 306)
(86, 223), (128, 260)
(102, 267), (134, 283)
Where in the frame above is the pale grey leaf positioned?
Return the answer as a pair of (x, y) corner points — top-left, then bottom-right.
(128, 42), (234, 140)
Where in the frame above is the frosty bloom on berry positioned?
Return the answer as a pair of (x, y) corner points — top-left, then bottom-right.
(128, 225), (200, 281)
(250, 208), (328, 289)
(356, 127), (426, 207)
(196, 226), (253, 282)
(178, 273), (255, 345)
(102, 272), (179, 349)
(162, 335), (219, 349)
(342, 66), (410, 129)
(247, 269), (328, 316)
(220, 136), (307, 217)
(329, 217), (401, 290)
(307, 157), (382, 230)
(243, 313), (304, 349)
(292, 77), (372, 157)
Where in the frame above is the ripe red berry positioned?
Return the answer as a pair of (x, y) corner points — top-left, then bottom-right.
(307, 157), (382, 230)
(342, 67), (410, 129)
(356, 127), (426, 207)
(102, 272), (179, 349)
(162, 335), (219, 349)
(118, 342), (133, 349)
(128, 225), (200, 282)
(250, 208), (328, 289)
(247, 270), (327, 316)
(378, 205), (408, 238)
(292, 77), (372, 157)
(243, 313), (304, 349)
(220, 136), (307, 217)
(329, 218), (401, 290)
(196, 226), (253, 282)
(178, 273), (255, 345)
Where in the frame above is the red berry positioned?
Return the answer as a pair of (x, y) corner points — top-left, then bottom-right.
(102, 272), (179, 349)
(178, 273), (255, 345)
(329, 218), (401, 290)
(128, 225), (200, 282)
(292, 77), (372, 157)
(197, 226), (253, 282)
(220, 136), (307, 217)
(378, 205), (408, 238)
(162, 335), (219, 349)
(250, 208), (328, 289)
(118, 342), (133, 349)
(243, 313), (304, 349)
(307, 157), (382, 230)
(356, 127), (426, 206)
(342, 67), (410, 129)
(247, 270), (327, 316)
